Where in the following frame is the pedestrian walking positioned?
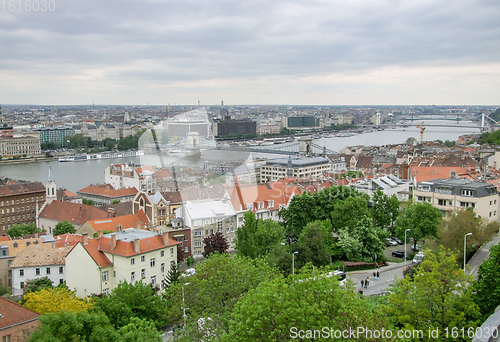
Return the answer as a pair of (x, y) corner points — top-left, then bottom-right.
(361, 279), (364, 288)
(373, 271), (376, 279)
(377, 271), (380, 279)
(365, 277), (369, 288)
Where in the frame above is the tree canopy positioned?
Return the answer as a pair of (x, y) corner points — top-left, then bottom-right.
(395, 202), (441, 248)
(384, 248), (481, 338)
(371, 189), (399, 232)
(235, 211), (285, 259)
(7, 223), (40, 238)
(202, 232), (229, 258)
(473, 244), (500, 319)
(226, 266), (390, 341)
(53, 220), (76, 236)
(23, 287), (93, 314)
(93, 281), (167, 330)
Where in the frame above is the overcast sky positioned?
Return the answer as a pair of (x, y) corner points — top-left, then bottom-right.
(1, 0), (499, 105)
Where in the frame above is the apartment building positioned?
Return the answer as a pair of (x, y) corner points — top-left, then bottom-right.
(176, 200), (237, 258)
(349, 174), (412, 202)
(36, 126), (75, 145)
(0, 135), (41, 158)
(413, 178), (499, 221)
(260, 156), (332, 182)
(66, 229), (178, 298)
(104, 164), (157, 193)
(0, 182), (46, 234)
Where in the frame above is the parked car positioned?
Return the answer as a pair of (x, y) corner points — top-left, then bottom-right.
(385, 238), (398, 246)
(391, 237), (403, 245)
(413, 252), (425, 264)
(391, 250), (405, 258)
(411, 245), (421, 252)
(181, 268), (196, 278)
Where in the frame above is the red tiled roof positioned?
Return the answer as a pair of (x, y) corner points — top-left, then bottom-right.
(0, 181), (45, 197)
(155, 169), (171, 180)
(87, 211), (149, 232)
(0, 236), (10, 242)
(81, 240), (113, 268)
(77, 184), (138, 198)
(98, 235), (178, 257)
(39, 201), (108, 225)
(0, 297), (39, 329)
(53, 234), (83, 248)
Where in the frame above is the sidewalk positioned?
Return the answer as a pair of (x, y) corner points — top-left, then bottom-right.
(467, 232), (500, 277)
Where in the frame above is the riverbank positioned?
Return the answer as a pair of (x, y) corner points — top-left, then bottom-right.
(0, 156), (58, 166)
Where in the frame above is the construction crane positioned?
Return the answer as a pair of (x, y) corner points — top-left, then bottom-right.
(415, 122), (425, 144)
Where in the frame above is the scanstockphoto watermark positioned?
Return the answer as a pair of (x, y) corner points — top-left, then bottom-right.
(290, 326), (499, 340)
(1, 0), (55, 12)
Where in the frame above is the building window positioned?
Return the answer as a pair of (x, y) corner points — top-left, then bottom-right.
(59, 266), (64, 274)
(141, 255), (145, 262)
(461, 189), (473, 197)
(150, 258), (155, 267)
(46, 267), (51, 275)
(59, 279), (64, 284)
(103, 288), (110, 296)
(161, 250), (164, 257)
(19, 269), (24, 276)
(35, 268), (40, 275)
(194, 240), (202, 247)
(194, 229), (202, 237)
(161, 263), (165, 273)
(184, 235), (188, 241)
(102, 270), (109, 282)
(184, 246), (189, 253)
(131, 272), (135, 282)
(131, 258), (135, 265)
(141, 268), (145, 279)
(170, 247), (174, 256)
(151, 275), (156, 286)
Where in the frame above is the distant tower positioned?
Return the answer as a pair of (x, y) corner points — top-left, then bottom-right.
(45, 163), (57, 204)
(221, 100), (224, 106)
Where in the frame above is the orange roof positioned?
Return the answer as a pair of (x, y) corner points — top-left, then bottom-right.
(0, 236), (10, 242)
(87, 211), (149, 232)
(2, 237), (45, 257)
(77, 184), (138, 198)
(98, 235), (178, 257)
(487, 179), (500, 191)
(155, 169), (171, 180)
(39, 201), (108, 225)
(0, 297), (39, 330)
(411, 166), (475, 182)
(81, 239), (113, 268)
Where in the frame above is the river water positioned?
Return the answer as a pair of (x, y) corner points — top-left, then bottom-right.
(0, 121), (481, 193)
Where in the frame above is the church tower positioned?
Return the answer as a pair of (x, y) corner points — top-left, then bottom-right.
(45, 163), (57, 204)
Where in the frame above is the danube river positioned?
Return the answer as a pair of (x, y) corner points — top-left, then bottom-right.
(0, 121), (481, 193)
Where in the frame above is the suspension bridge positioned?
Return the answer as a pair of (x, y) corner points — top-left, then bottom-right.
(217, 137), (336, 156)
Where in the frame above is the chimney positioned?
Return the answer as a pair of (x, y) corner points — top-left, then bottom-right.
(97, 229), (103, 239)
(147, 222), (152, 231)
(116, 224), (122, 232)
(107, 208), (116, 218)
(152, 225), (157, 233)
(111, 234), (117, 249)
(82, 232), (88, 245)
(134, 238), (140, 253)
(136, 221), (141, 229)
(162, 232), (169, 245)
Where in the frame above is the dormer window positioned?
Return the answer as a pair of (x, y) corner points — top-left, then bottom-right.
(461, 189), (473, 197)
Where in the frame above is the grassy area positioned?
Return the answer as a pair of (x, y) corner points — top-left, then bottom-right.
(383, 244), (414, 263)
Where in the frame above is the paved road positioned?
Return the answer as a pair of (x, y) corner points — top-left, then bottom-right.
(468, 232), (500, 277)
(346, 262), (407, 296)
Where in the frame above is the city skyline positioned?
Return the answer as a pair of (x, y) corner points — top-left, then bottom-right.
(1, 0), (499, 106)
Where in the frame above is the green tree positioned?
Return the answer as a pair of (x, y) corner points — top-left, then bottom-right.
(112, 199), (121, 204)
(186, 255), (195, 267)
(94, 281), (167, 330)
(226, 267), (391, 341)
(162, 262), (181, 290)
(202, 232), (229, 258)
(473, 244), (500, 319)
(93, 229), (114, 238)
(28, 311), (117, 342)
(118, 317), (162, 342)
(371, 190), (400, 232)
(53, 220), (76, 236)
(164, 254), (276, 336)
(7, 223), (40, 238)
(384, 248), (481, 340)
(266, 243), (293, 276)
(235, 211), (285, 259)
(330, 196), (370, 232)
(82, 198), (95, 206)
(23, 277), (53, 294)
(394, 202), (441, 250)
(295, 220), (334, 269)
(437, 209), (498, 264)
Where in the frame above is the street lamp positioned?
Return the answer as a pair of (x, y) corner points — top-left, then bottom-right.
(182, 282), (190, 326)
(292, 251), (299, 275)
(464, 233), (472, 271)
(404, 229), (411, 266)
